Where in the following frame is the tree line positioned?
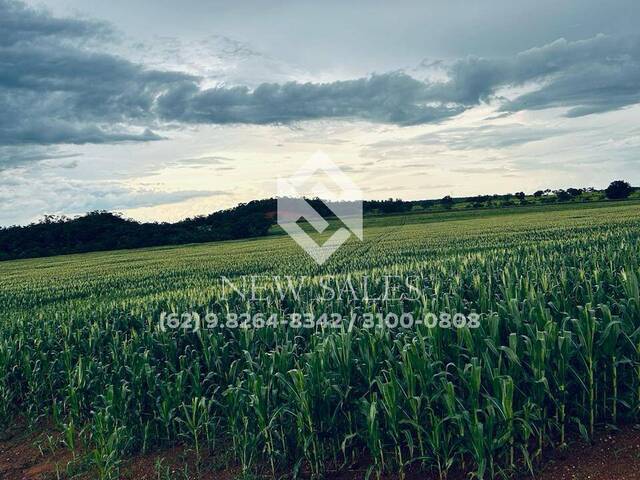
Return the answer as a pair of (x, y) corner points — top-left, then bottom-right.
(0, 180), (635, 261)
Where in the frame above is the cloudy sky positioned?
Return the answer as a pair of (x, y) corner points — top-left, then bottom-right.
(1, 0), (639, 225)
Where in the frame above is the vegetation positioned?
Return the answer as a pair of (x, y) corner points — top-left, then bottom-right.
(605, 180), (634, 200)
(0, 202), (273, 261)
(1, 202), (640, 479)
(1, 181), (637, 262)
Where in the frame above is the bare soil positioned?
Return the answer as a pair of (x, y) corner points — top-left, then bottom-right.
(536, 426), (640, 480)
(1, 423), (639, 479)
(0, 422), (75, 480)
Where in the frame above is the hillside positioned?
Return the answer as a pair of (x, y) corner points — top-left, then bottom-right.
(1, 184), (638, 261)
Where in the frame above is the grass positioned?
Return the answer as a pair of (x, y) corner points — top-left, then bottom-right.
(0, 201), (639, 479)
(268, 197), (640, 236)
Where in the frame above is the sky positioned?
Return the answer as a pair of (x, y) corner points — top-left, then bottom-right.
(1, 0), (639, 226)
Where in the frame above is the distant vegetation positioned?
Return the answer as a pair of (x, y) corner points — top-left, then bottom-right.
(1, 203), (639, 479)
(605, 180), (634, 199)
(0, 202), (273, 261)
(0, 180), (636, 261)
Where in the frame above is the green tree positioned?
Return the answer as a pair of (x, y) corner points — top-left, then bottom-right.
(605, 180), (633, 200)
(440, 195), (454, 209)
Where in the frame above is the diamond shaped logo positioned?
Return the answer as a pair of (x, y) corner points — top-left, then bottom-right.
(277, 151), (363, 265)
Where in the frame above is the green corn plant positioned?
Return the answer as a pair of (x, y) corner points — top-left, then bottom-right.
(178, 397), (208, 470)
(0, 201), (639, 480)
(285, 368), (322, 478)
(599, 304), (621, 424)
(497, 376), (515, 470)
(554, 330), (571, 448)
(376, 373), (406, 478)
(89, 409), (130, 480)
(362, 393), (384, 480)
(573, 305), (597, 438)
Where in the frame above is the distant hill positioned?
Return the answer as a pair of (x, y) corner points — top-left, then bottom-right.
(0, 201), (273, 261)
(1, 182), (636, 261)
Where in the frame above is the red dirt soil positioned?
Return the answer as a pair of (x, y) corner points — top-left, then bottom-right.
(536, 426), (640, 480)
(1, 424), (639, 479)
(0, 423), (75, 480)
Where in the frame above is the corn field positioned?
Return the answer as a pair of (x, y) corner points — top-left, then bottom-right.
(1, 203), (639, 479)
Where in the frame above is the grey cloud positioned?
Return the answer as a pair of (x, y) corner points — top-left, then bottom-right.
(412, 124), (570, 150)
(73, 188), (224, 212)
(153, 34), (640, 126)
(401, 162), (435, 169)
(175, 155), (234, 166)
(498, 35), (640, 116)
(365, 124), (570, 162)
(0, 120), (164, 147)
(418, 34), (640, 118)
(54, 159), (79, 169)
(130, 34), (301, 88)
(0, 0), (192, 148)
(501, 63), (640, 117)
(0, 145), (80, 169)
(0, 171), (225, 225)
(2, 0), (640, 157)
(451, 166), (514, 175)
(0, 0), (112, 46)
(156, 73), (466, 126)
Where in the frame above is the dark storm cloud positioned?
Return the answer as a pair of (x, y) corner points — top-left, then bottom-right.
(0, 145), (79, 169)
(2, 0), (640, 157)
(422, 34), (640, 116)
(497, 35), (640, 116)
(155, 73), (466, 125)
(0, 120), (164, 146)
(0, 0), (192, 149)
(0, 0), (111, 46)
(155, 34), (640, 125)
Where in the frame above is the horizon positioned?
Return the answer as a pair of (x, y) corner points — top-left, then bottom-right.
(4, 179), (633, 228)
